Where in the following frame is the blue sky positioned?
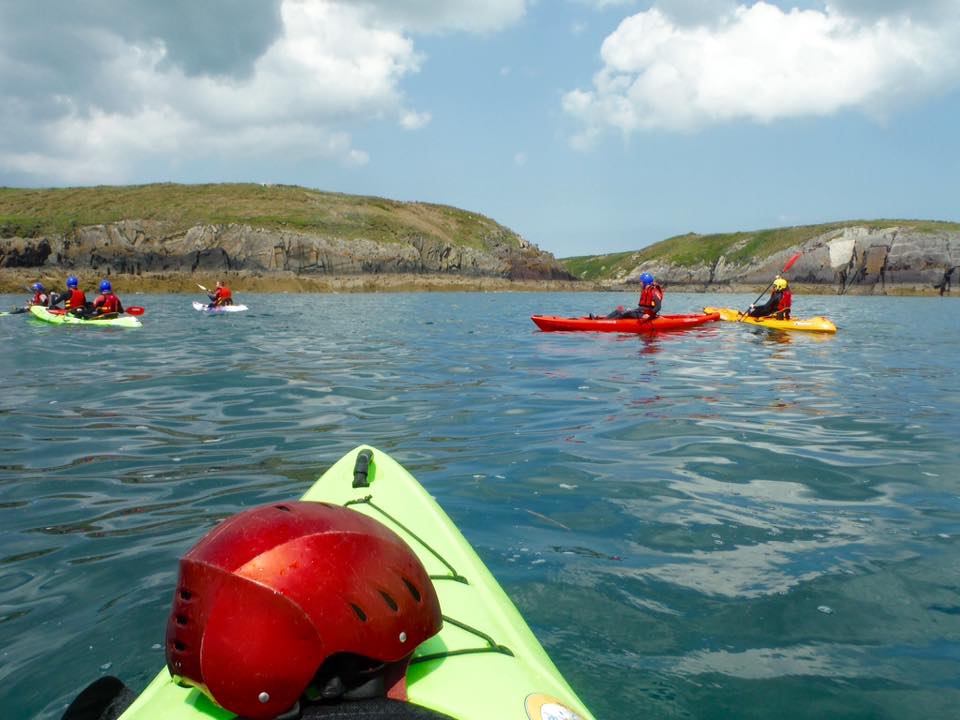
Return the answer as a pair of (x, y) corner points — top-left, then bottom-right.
(1, 1), (958, 258)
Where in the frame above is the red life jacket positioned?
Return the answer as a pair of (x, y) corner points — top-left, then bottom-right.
(214, 287), (232, 305)
(778, 289), (792, 311)
(66, 289), (87, 310)
(639, 283), (663, 310)
(94, 292), (121, 314)
(31, 291), (47, 306)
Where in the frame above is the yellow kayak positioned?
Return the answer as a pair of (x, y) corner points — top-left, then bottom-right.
(704, 307), (837, 333)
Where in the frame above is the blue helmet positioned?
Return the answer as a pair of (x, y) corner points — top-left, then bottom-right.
(639, 272), (655, 286)
(99, 279), (112, 293)
(66, 275), (79, 289)
(32, 282), (45, 292)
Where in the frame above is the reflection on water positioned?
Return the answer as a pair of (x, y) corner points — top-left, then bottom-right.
(0, 292), (958, 719)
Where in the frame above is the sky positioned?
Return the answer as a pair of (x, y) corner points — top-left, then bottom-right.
(1, 0), (958, 258)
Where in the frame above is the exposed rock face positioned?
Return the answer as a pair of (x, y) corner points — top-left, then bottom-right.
(624, 227), (959, 293)
(0, 220), (573, 282)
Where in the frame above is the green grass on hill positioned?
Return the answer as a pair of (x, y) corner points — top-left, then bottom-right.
(562, 251), (640, 281)
(0, 183), (521, 251)
(562, 219), (960, 280)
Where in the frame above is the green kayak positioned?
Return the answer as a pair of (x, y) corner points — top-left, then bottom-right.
(29, 305), (142, 328)
(117, 446), (594, 720)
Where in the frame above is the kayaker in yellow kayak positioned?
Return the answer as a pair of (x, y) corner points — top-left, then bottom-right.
(748, 276), (791, 320)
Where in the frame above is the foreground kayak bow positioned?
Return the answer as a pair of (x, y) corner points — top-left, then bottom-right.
(84, 446), (593, 720)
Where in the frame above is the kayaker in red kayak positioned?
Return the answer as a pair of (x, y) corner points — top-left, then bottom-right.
(602, 272), (663, 319)
(748, 276), (791, 319)
(207, 280), (234, 307)
(49, 275), (92, 317)
(91, 279), (125, 317)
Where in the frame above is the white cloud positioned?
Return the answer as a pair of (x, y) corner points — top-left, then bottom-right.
(345, 0), (527, 33)
(399, 109), (432, 130)
(0, 0), (530, 184)
(562, 1), (960, 145)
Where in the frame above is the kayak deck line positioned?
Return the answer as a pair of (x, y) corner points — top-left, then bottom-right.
(345, 494), (515, 665)
(345, 494), (468, 584)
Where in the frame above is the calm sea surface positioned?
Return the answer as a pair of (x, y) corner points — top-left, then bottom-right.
(1, 291), (958, 719)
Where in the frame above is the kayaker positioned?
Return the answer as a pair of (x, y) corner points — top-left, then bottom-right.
(602, 272), (663, 319)
(28, 281), (49, 307)
(207, 280), (234, 307)
(49, 275), (91, 317)
(749, 276), (791, 319)
(91, 279), (125, 317)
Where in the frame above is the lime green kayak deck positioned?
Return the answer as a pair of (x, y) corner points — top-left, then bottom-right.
(119, 446), (594, 720)
(704, 306), (837, 333)
(29, 305), (142, 327)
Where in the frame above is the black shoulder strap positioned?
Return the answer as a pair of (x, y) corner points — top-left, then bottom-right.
(61, 676), (135, 720)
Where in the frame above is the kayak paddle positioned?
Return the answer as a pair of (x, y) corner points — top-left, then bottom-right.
(740, 252), (802, 319)
(196, 283), (209, 292)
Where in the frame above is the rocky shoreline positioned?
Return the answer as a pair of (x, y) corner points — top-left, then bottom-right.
(2, 268), (953, 296)
(0, 269), (596, 294)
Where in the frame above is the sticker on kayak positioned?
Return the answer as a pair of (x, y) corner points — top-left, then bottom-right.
(525, 693), (586, 720)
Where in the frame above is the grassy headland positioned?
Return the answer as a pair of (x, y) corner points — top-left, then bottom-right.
(0, 182), (522, 252)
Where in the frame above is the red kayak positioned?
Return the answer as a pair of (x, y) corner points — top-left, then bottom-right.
(531, 312), (720, 333)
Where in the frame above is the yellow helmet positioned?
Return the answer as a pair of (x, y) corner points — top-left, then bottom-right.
(773, 277), (788, 290)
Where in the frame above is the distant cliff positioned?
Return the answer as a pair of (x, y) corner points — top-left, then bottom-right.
(563, 221), (960, 295)
(0, 183), (574, 290)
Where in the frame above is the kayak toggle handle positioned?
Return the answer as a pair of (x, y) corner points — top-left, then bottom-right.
(353, 449), (373, 488)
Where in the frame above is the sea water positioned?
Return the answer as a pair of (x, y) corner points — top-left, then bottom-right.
(0, 292), (957, 719)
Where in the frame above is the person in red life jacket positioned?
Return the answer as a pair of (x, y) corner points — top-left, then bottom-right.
(601, 272), (663, 319)
(749, 276), (791, 319)
(28, 282), (50, 307)
(207, 280), (234, 307)
(91, 279), (125, 317)
(49, 275), (91, 317)
(4, 281), (49, 314)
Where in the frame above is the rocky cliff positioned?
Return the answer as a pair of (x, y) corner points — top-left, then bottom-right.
(579, 224), (959, 295)
(0, 220), (572, 283)
(0, 184), (574, 290)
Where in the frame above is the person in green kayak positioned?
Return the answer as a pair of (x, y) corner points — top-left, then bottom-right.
(748, 276), (791, 319)
(6, 282), (49, 314)
(49, 275), (92, 317)
(600, 272), (663, 319)
(28, 282), (50, 308)
(91, 279), (125, 317)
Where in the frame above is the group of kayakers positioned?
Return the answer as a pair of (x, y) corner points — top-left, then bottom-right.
(597, 271), (792, 321)
(19, 276), (125, 318)
(15, 278), (236, 316)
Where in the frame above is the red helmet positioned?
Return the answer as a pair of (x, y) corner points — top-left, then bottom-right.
(165, 501), (442, 719)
